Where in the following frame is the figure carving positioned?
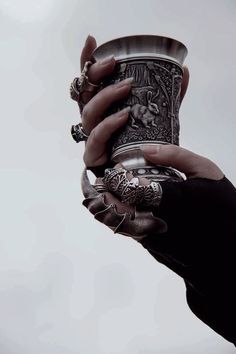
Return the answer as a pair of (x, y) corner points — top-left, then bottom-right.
(129, 90), (160, 129)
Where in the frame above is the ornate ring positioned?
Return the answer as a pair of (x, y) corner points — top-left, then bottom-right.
(70, 61), (101, 106)
(71, 122), (89, 143)
(81, 167), (167, 239)
(102, 167), (163, 207)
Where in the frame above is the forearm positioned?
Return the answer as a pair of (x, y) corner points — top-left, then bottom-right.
(137, 177), (236, 345)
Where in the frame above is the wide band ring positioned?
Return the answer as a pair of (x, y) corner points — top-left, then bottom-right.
(71, 122), (89, 143)
(102, 167), (163, 207)
(81, 167), (167, 239)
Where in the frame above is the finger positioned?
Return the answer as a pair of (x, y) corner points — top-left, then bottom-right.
(84, 107), (130, 167)
(180, 66), (190, 104)
(81, 56), (116, 105)
(104, 191), (135, 216)
(94, 178), (135, 216)
(79, 36), (117, 106)
(141, 144), (224, 180)
(87, 56), (116, 84)
(80, 35), (97, 71)
(82, 77), (133, 133)
(80, 35), (116, 84)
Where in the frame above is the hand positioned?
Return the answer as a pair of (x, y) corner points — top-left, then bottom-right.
(76, 39), (236, 346)
(82, 143), (226, 242)
(141, 144), (224, 180)
(77, 36), (221, 208)
(93, 144), (224, 218)
(79, 35), (190, 168)
(76, 35), (225, 235)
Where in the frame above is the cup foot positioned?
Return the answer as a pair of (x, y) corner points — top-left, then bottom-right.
(129, 165), (184, 182)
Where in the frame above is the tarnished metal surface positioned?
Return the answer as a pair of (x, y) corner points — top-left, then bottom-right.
(92, 35), (188, 182)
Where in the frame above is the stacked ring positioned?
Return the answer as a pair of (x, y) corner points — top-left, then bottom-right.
(70, 61), (101, 143)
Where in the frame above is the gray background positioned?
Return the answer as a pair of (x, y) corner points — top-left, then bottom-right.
(0, 0), (235, 353)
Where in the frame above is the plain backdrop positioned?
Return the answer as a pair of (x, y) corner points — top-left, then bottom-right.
(0, 0), (236, 353)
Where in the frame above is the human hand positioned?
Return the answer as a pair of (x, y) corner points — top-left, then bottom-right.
(82, 142), (225, 241)
(141, 144), (224, 180)
(78, 35), (190, 168)
(75, 38), (236, 346)
(76, 35), (221, 225)
(92, 144), (224, 218)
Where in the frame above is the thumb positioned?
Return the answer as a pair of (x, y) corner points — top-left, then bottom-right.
(141, 144), (224, 180)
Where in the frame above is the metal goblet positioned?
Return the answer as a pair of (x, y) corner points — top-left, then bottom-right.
(92, 35), (188, 183)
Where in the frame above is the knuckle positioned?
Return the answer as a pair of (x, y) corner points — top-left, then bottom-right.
(83, 142), (92, 166)
(166, 144), (176, 154)
(189, 156), (217, 177)
(81, 104), (90, 120)
(90, 128), (103, 144)
(203, 157), (221, 172)
(200, 157), (216, 170)
(87, 64), (99, 82)
(163, 144), (180, 158)
(83, 151), (88, 165)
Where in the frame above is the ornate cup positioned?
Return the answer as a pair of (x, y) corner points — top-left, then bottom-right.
(92, 35), (188, 182)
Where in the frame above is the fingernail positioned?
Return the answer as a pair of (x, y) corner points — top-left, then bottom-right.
(85, 34), (91, 44)
(141, 145), (160, 154)
(115, 106), (131, 117)
(116, 77), (134, 88)
(100, 55), (115, 65)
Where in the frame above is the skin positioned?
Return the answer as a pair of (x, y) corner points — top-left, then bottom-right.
(75, 39), (236, 346)
(77, 35), (224, 215)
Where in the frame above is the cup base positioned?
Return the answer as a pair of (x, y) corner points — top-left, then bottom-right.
(112, 145), (183, 182)
(129, 165), (183, 182)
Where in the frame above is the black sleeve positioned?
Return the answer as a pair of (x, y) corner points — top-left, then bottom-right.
(137, 176), (236, 345)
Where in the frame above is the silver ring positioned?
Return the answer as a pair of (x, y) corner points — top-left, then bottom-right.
(81, 167), (168, 238)
(70, 61), (101, 104)
(71, 122), (89, 143)
(102, 167), (162, 207)
(93, 183), (107, 193)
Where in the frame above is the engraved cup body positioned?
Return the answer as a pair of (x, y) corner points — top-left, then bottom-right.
(92, 35), (188, 182)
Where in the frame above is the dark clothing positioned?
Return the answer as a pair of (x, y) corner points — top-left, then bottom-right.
(138, 177), (236, 345)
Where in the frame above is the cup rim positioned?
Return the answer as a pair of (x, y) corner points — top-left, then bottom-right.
(92, 34), (188, 65)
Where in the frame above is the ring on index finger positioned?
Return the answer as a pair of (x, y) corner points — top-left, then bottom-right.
(70, 61), (101, 111)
